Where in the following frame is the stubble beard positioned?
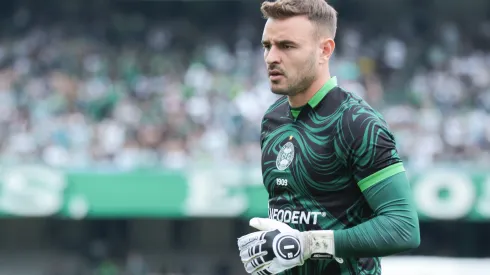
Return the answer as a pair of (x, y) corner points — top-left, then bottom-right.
(270, 60), (317, 97)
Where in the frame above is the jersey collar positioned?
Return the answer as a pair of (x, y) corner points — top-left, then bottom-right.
(307, 76), (338, 108)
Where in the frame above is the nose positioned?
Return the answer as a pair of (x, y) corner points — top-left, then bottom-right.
(265, 46), (281, 66)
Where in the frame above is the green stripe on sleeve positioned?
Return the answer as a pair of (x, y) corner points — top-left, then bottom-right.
(358, 163), (405, 192)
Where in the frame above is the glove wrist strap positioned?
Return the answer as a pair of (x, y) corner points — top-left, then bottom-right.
(304, 230), (336, 259)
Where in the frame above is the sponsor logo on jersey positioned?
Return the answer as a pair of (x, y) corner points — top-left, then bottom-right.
(276, 141), (294, 171)
(268, 208), (325, 225)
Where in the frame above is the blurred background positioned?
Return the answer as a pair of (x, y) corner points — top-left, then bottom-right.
(0, 0), (488, 274)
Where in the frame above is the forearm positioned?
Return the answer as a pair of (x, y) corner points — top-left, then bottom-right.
(305, 173), (420, 258)
(334, 173), (420, 257)
(333, 210), (419, 257)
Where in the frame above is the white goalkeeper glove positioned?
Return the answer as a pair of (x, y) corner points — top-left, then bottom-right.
(237, 218), (343, 275)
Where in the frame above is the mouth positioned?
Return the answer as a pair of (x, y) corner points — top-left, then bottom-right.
(268, 70), (284, 81)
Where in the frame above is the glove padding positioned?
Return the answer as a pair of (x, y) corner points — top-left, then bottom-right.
(237, 218), (336, 275)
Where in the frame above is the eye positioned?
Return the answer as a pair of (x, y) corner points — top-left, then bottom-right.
(280, 44), (294, 50)
(262, 44), (271, 50)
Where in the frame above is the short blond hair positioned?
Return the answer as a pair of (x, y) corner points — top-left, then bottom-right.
(261, 0), (338, 38)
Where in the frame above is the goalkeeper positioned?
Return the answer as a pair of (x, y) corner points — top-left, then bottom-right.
(236, 0), (420, 274)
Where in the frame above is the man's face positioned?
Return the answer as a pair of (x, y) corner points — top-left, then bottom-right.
(262, 16), (320, 96)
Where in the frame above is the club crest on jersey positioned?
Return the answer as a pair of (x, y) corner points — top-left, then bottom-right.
(276, 141), (295, 171)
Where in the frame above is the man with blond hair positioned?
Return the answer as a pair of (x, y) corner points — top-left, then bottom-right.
(236, 0), (420, 274)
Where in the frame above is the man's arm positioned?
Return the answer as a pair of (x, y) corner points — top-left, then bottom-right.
(312, 104), (420, 258)
(332, 166), (420, 257)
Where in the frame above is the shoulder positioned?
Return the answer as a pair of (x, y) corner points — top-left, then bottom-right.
(332, 89), (402, 176)
(263, 95), (288, 120)
(260, 96), (288, 145)
(333, 88), (398, 158)
(261, 95), (289, 128)
(336, 88), (391, 134)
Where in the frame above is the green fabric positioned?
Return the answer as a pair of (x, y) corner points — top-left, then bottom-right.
(308, 76), (338, 108)
(290, 107), (302, 119)
(334, 172), (420, 257)
(290, 76), (338, 119)
(357, 163), (405, 192)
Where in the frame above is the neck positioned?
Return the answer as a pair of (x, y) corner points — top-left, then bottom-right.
(288, 72), (331, 108)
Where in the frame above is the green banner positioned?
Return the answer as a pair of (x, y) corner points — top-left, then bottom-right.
(0, 165), (488, 221)
(409, 169), (490, 221)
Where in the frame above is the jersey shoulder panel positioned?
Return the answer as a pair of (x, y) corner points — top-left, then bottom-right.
(263, 95), (289, 119)
(334, 87), (402, 181)
(338, 88), (390, 127)
(260, 96), (289, 148)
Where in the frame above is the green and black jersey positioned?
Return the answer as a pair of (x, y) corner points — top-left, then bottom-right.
(260, 77), (420, 275)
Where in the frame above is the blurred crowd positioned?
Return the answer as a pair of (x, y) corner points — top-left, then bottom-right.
(0, 15), (274, 170)
(0, 6), (489, 171)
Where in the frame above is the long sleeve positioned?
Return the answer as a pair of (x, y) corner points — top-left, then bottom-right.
(333, 169), (420, 257)
(331, 102), (420, 257)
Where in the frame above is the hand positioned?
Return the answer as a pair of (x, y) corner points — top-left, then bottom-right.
(237, 218), (339, 275)
(237, 218), (306, 274)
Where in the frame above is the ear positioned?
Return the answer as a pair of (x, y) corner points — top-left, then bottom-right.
(319, 38), (335, 64)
